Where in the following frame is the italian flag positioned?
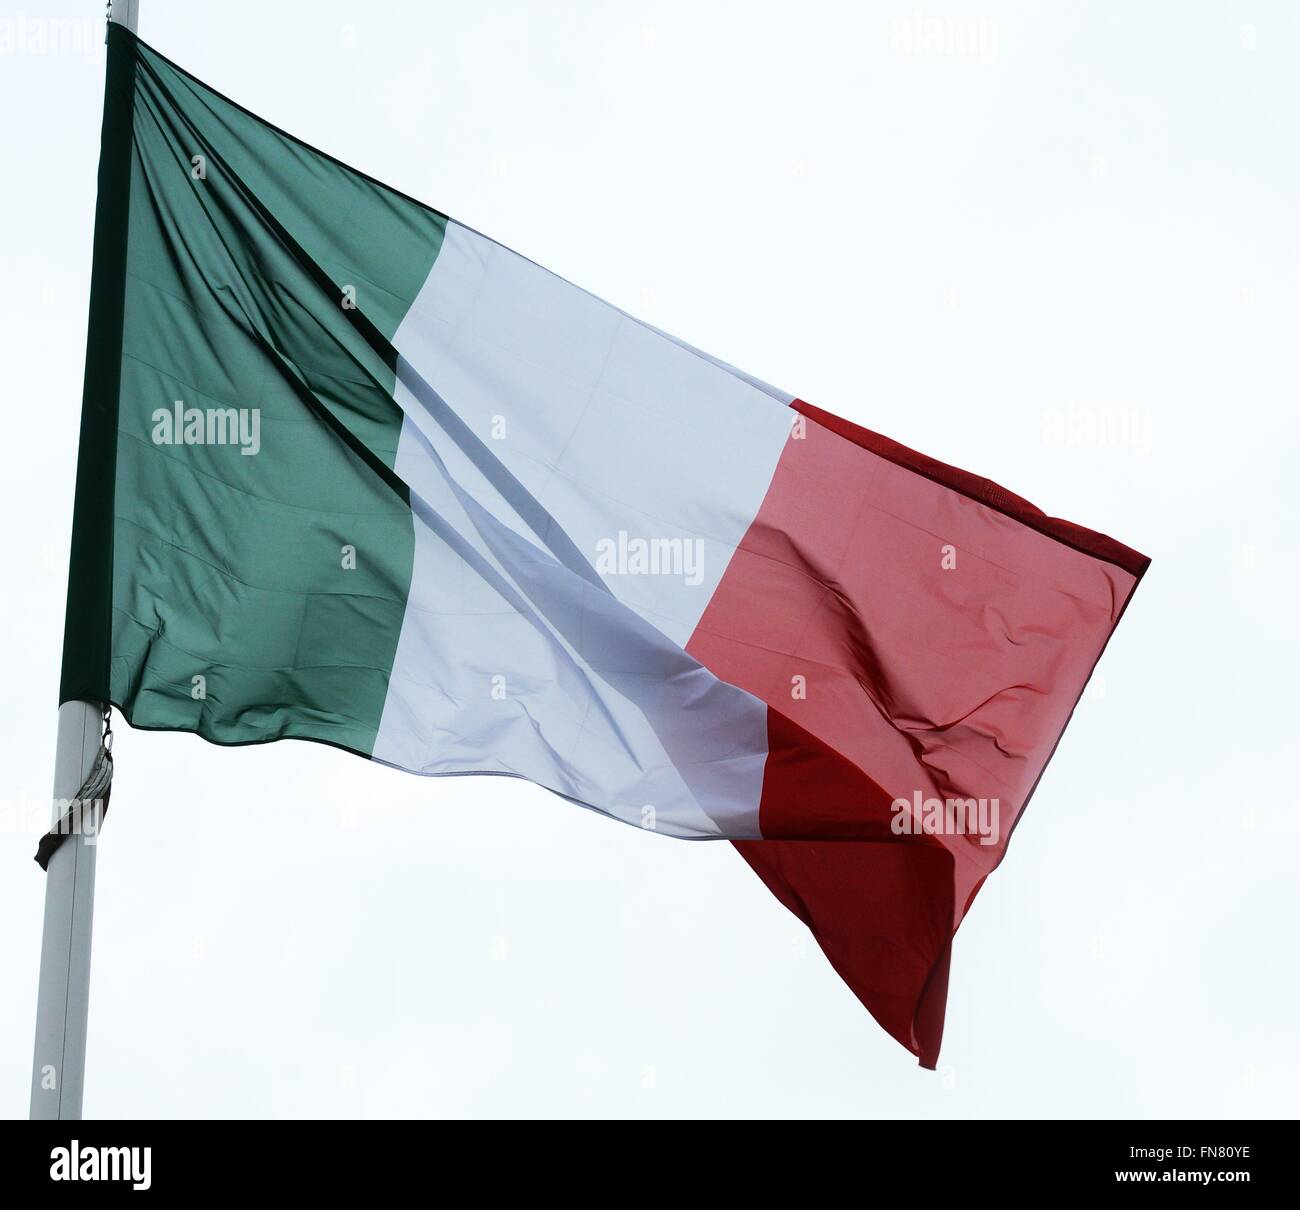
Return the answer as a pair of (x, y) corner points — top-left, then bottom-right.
(64, 25), (1148, 1067)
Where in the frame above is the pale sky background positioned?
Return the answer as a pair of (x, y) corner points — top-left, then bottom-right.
(2, 0), (1297, 1119)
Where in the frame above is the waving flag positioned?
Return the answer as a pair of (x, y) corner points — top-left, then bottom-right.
(63, 24), (1147, 1066)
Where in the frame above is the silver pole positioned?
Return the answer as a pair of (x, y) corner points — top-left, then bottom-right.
(29, 702), (106, 1119)
(113, 0), (139, 34)
(29, 0), (139, 1122)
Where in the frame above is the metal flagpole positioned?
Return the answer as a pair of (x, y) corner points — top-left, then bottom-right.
(29, 0), (139, 1123)
(29, 704), (105, 1119)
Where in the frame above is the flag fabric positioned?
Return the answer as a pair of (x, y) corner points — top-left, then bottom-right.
(63, 25), (1148, 1066)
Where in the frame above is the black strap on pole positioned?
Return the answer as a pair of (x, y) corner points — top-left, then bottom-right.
(35, 707), (114, 871)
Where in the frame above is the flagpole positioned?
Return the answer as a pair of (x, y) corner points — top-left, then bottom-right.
(29, 704), (105, 1119)
(28, 0), (139, 1123)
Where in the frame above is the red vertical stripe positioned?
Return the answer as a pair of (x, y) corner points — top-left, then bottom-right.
(687, 402), (1147, 1065)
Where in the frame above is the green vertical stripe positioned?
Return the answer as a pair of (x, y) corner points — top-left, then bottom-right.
(60, 22), (137, 707)
(64, 26), (446, 755)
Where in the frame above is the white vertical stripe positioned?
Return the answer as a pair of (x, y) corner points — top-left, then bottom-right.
(391, 222), (793, 645)
(372, 222), (793, 838)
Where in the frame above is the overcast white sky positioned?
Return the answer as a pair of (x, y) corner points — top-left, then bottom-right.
(2, 0), (1297, 1119)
